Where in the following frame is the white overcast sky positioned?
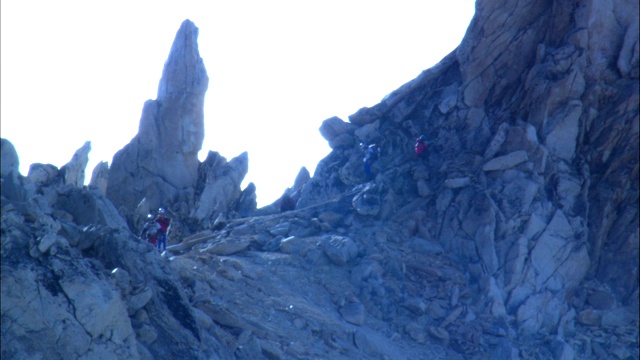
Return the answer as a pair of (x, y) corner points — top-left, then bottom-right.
(1, 1), (475, 207)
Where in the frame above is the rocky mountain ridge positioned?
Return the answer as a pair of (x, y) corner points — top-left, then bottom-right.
(2, 1), (638, 359)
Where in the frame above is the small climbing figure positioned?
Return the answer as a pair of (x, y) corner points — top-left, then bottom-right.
(155, 208), (171, 252)
(140, 213), (159, 247)
(279, 191), (296, 212)
(414, 135), (430, 160)
(363, 143), (380, 180)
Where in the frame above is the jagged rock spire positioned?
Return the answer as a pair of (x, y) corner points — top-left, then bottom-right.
(107, 19), (209, 221)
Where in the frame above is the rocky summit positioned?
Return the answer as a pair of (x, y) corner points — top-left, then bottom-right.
(2, 1), (638, 359)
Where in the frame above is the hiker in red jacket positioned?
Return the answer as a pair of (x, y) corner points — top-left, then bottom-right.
(155, 208), (171, 252)
(414, 135), (430, 160)
(280, 192), (296, 212)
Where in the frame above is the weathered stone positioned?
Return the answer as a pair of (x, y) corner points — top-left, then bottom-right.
(340, 302), (365, 325)
(601, 307), (635, 327)
(483, 122), (510, 159)
(444, 177), (471, 188)
(402, 297), (427, 314)
(426, 300), (448, 320)
(193, 151), (249, 226)
(354, 119), (380, 143)
(577, 308), (601, 326)
(128, 287), (153, 315)
(531, 214), (590, 293)
(327, 133), (353, 149)
(483, 150), (529, 171)
(353, 330), (381, 357)
(37, 233), (59, 253)
(61, 141), (91, 188)
(200, 237), (250, 255)
(321, 235), (358, 266)
(545, 209), (573, 239)
(428, 326), (449, 341)
(279, 236), (318, 257)
(516, 291), (561, 335)
(58, 276), (135, 341)
(437, 82), (459, 114)
(350, 260), (383, 287)
(89, 161), (109, 196)
(408, 237), (443, 256)
(269, 222), (291, 237)
(544, 100), (582, 161)
(217, 264), (243, 281)
(236, 182), (257, 217)
(525, 213), (547, 240)
(56, 186), (129, 229)
(319, 116), (356, 142)
(556, 173), (582, 214)
(111, 267), (132, 294)
(352, 185), (380, 216)
(27, 163), (59, 186)
(349, 104), (383, 126)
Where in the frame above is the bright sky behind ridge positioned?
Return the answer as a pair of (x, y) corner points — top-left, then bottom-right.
(1, 1), (476, 207)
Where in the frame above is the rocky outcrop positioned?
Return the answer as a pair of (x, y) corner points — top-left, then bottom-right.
(61, 141), (91, 187)
(107, 19), (209, 222)
(192, 151), (249, 227)
(2, 1), (638, 359)
(89, 161), (109, 195)
(1, 139), (228, 360)
(295, 0), (639, 357)
(104, 19), (254, 242)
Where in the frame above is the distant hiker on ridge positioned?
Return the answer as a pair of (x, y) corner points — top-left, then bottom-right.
(414, 135), (430, 160)
(362, 143), (380, 180)
(155, 208), (171, 252)
(280, 191), (296, 212)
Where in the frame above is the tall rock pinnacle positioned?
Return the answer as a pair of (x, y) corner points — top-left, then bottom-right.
(107, 19), (209, 221)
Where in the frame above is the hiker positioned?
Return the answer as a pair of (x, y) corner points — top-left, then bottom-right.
(363, 143), (380, 179)
(414, 135), (430, 160)
(155, 208), (171, 252)
(140, 213), (159, 247)
(280, 192), (296, 212)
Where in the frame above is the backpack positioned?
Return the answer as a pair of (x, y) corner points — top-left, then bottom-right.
(148, 222), (159, 235)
